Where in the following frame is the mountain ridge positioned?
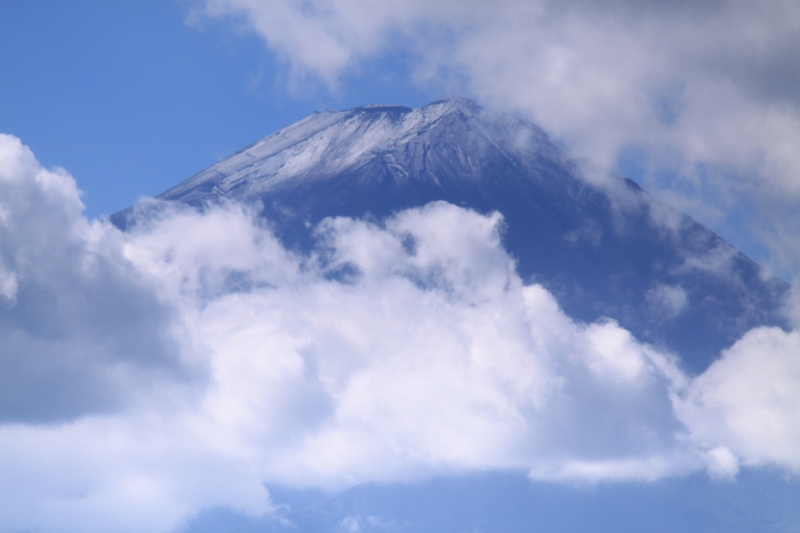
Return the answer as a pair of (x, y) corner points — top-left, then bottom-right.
(155, 96), (569, 202)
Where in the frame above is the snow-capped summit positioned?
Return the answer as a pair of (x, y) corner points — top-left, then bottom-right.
(117, 97), (788, 373)
(156, 96), (565, 205)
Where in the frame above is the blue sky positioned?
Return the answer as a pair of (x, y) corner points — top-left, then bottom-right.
(0, 1), (437, 218)
(3, 2), (800, 532)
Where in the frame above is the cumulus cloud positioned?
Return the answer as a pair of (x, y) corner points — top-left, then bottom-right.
(678, 327), (800, 474)
(0, 135), (185, 423)
(2, 134), (800, 532)
(189, 0), (800, 275)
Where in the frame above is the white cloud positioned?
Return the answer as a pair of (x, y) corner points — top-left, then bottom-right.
(0, 134), (701, 532)
(0, 135), (186, 423)
(159, 203), (695, 488)
(4, 134), (800, 531)
(189, 0), (800, 275)
(678, 326), (800, 473)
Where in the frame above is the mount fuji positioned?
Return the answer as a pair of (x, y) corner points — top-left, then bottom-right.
(115, 96), (788, 375)
(108, 96), (800, 533)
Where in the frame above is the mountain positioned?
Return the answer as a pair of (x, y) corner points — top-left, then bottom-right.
(113, 96), (788, 373)
(110, 96), (800, 533)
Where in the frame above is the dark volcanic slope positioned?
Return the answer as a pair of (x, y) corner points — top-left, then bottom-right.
(115, 96), (788, 373)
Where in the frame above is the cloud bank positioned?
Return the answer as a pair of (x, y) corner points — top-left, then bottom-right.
(190, 0), (800, 276)
(2, 134), (800, 532)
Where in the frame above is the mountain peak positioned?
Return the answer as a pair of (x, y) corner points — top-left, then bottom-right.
(349, 96), (481, 117)
(154, 96), (551, 205)
(353, 104), (413, 114)
(426, 95), (484, 114)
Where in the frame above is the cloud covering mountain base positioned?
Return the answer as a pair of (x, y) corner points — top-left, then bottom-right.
(2, 134), (800, 531)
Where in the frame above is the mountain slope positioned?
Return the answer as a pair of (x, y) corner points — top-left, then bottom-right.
(115, 96), (788, 373)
